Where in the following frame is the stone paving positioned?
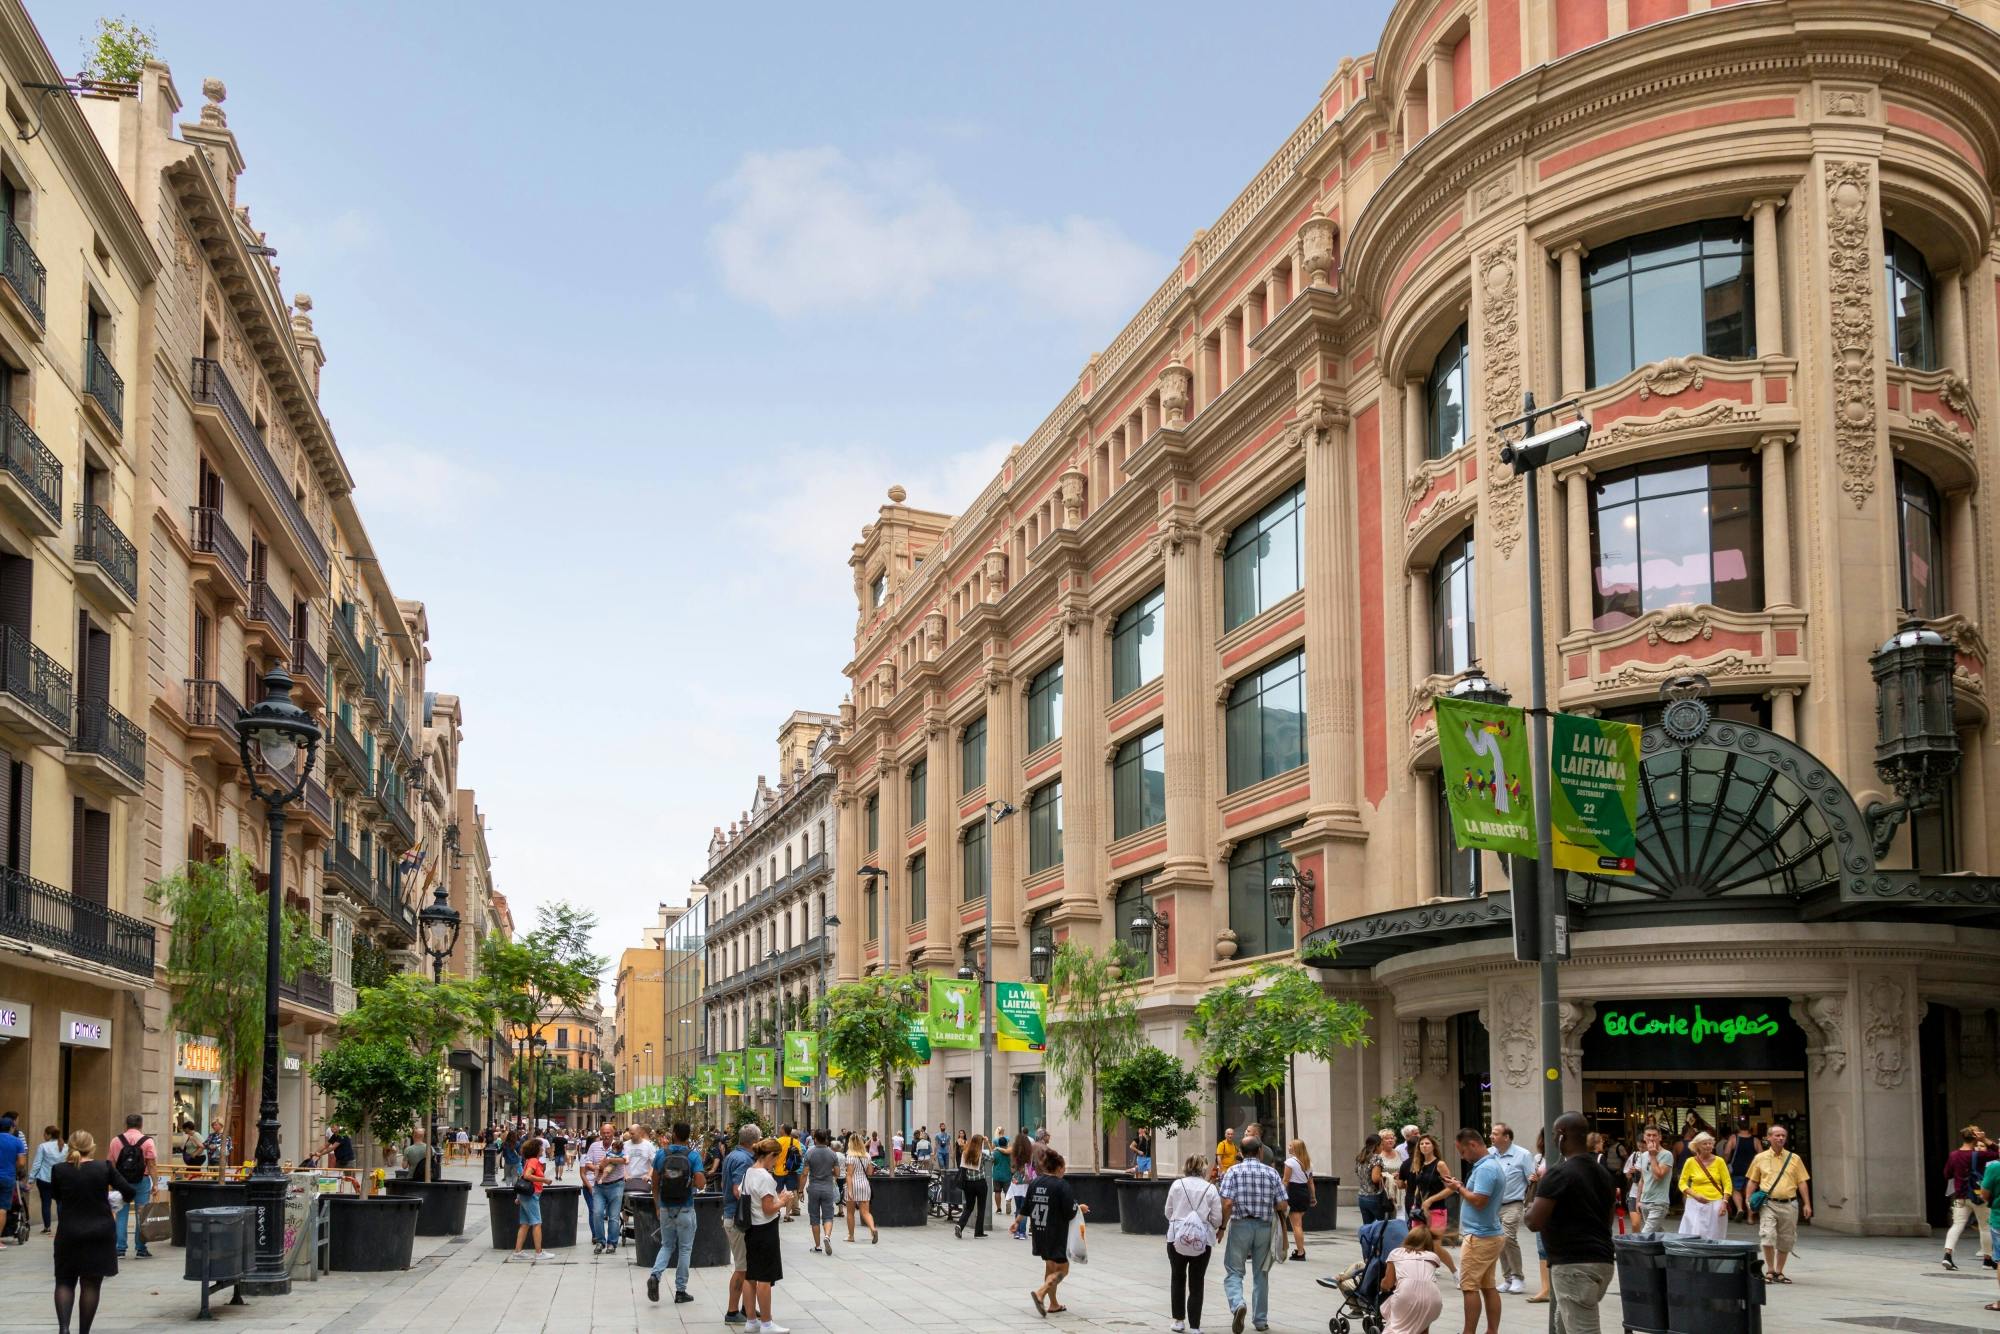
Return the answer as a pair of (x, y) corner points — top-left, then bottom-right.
(3, 1165), (1998, 1333)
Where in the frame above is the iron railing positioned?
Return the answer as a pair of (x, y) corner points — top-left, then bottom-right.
(291, 635), (327, 698)
(330, 604), (366, 675)
(75, 503), (137, 599)
(189, 506), (249, 592)
(71, 697), (145, 783)
(381, 769), (415, 846)
(278, 967), (334, 1012)
(364, 666), (389, 713)
(302, 775), (332, 828)
(329, 718), (368, 782)
(1, 403), (60, 522)
(84, 340), (122, 429)
(0, 865), (154, 977)
(325, 844), (372, 901)
(247, 578), (292, 641)
(189, 358), (329, 579)
(183, 679), (241, 742)
(0, 625), (70, 733)
(1, 217), (45, 328)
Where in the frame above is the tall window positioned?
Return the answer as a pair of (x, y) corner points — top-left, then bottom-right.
(1896, 463), (1946, 618)
(1110, 586), (1165, 700)
(960, 715), (987, 793)
(908, 852), (927, 924)
(1112, 727), (1167, 838)
(1027, 781), (1063, 874)
(1591, 454), (1760, 629)
(1112, 872), (1158, 980)
(1225, 650), (1307, 792)
(1584, 220), (1755, 385)
(1226, 825), (1299, 960)
(1884, 231), (1937, 370)
(1434, 774), (1482, 897)
(1426, 325), (1470, 459)
(1026, 661), (1063, 752)
(869, 570), (887, 606)
(961, 818), (989, 902)
(864, 793), (879, 852)
(1429, 530), (1476, 676)
(1223, 483), (1305, 630)
(907, 759), (927, 826)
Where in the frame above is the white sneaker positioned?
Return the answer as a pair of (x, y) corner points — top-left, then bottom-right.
(1174, 1323), (1187, 1332)
(762, 1324), (791, 1334)
(534, 1251), (555, 1260)
(745, 1322), (763, 1334)
(1508, 1277), (1525, 1293)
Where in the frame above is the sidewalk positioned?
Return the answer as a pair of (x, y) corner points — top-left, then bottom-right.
(2, 1163), (1996, 1332)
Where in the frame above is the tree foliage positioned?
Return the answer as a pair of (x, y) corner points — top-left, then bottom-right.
(311, 1038), (435, 1148)
(1187, 962), (1370, 1143)
(1099, 1047), (1201, 1178)
(342, 972), (484, 1065)
(79, 15), (155, 82)
(817, 973), (926, 1164)
(1045, 939), (1142, 1170)
(1374, 1078), (1433, 1139)
(475, 901), (604, 1120)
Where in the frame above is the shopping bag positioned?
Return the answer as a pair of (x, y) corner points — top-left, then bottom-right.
(1067, 1213), (1088, 1264)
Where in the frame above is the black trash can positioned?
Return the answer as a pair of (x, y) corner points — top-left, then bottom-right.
(1663, 1236), (1764, 1334)
(168, 1180), (249, 1248)
(690, 1194), (731, 1268)
(628, 1196), (662, 1267)
(1614, 1232), (1670, 1334)
(183, 1206), (254, 1284)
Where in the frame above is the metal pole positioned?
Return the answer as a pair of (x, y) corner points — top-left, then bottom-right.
(981, 802), (995, 1231)
(1524, 464), (1565, 1157)
(429, 951), (445, 1181)
(481, 1029), (497, 1185)
(243, 806), (291, 1295)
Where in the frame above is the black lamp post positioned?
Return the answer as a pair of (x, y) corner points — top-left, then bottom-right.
(1867, 618), (1962, 857)
(417, 884), (461, 1181)
(1267, 856), (1315, 930)
(235, 666), (322, 1298)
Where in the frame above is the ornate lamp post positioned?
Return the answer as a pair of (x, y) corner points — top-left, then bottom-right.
(1868, 619), (1962, 857)
(1028, 940), (1051, 985)
(235, 667), (322, 1298)
(417, 884), (461, 1180)
(1266, 856), (1315, 930)
(1127, 895), (1170, 961)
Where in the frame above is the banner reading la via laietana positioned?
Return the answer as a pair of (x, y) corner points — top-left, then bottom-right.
(1435, 696), (1537, 858)
(904, 1016), (932, 1064)
(1550, 713), (1640, 875)
(928, 975), (980, 1049)
(996, 981), (1047, 1052)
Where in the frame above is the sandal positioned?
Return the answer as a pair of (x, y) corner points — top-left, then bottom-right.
(1047, 1304), (1068, 1313)
(1769, 1273), (1791, 1284)
(1985, 1301), (2000, 1311)
(1031, 1291), (1046, 1317)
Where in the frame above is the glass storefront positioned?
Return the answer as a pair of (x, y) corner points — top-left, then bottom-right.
(174, 1033), (223, 1150)
(1580, 996), (1810, 1155)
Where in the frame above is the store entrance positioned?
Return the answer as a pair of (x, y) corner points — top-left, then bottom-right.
(1583, 1077), (1811, 1158)
(1580, 996), (1811, 1155)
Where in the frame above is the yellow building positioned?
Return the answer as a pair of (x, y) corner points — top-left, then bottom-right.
(613, 942), (664, 1118)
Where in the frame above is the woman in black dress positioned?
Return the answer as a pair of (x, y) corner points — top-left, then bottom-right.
(1026, 1148), (1084, 1317)
(50, 1130), (135, 1334)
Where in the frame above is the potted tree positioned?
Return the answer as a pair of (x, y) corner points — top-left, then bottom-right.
(818, 974), (929, 1226)
(1102, 1047), (1202, 1234)
(308, 1038), (429, 1270)
(1044, 940), (1141, 1222)
(148, 853), (324, 1245)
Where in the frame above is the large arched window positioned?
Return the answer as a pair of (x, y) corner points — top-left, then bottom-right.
(1429, 530), (1476, 676)
(1584, 220), (1756, 385)
(1590, 454), (1761, 629)
(1426, 325), (1470, 459)
(1223, 483), (1305, 630)
(1884, 231), (1937, 370)
(1895, 462), (1946, 619)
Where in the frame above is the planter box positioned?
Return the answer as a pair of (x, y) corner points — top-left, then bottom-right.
(1063, 1171), (1123, 1225)
(866, 1172), (931, 1227)
(1116, 1177), (1173, 1234)
(383, 1178), (472, 1236)
(325, 1195), (420, 1272)
(167, 1180), (248, 1249)
(485, 1182), (582, 1249)
(628, 1193), (731, 1269)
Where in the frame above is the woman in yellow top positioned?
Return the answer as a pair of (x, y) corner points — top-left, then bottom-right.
(1676, 1131), (1732, 1240)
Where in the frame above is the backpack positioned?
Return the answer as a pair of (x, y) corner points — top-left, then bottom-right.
(1167, 1181), (1217, 1257)
(784, 1140), (803, 1177)
(114, 1132), (149, 1183)
(659, 1145), (694, 1205)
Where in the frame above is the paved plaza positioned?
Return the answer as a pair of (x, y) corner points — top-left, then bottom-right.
(1, 1167), (1996, 1334)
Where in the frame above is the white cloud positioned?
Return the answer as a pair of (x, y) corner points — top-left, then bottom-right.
(709, 148), (1159, 324)
(343, 443), (498, 522)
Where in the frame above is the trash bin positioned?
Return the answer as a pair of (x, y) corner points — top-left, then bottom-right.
(1614, 1232), (1670, 1333)
(628, 1196), (662, 1268)
(1663, 1236), (1765, 1334)
(183, 1205), (253, 1284)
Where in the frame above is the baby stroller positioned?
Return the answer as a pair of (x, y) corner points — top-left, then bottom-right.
(1316, 1216), (1407, 1334)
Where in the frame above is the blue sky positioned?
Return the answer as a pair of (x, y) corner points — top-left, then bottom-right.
(34, 0), (1395, 989)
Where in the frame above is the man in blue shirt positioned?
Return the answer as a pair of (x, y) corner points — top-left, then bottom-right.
(1443, 1127), (1506, 1334)
(720, 1124), (759, 1326)
(1487, 1122), (1538, 1293)
(0, 1113), (25, 1243)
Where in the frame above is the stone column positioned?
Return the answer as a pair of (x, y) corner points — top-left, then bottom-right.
(834, 785), (862, 982)
(1561, 466), (1593, 634)
(1750, 198), (1783, 357)
(1428, 47), (1453, 128)
(1303, 411), (1363, 825)
(1404, 376), (1427, 475)
(1768, 686), (1799, 740)
(1157, 517), (1213, 981)
(987, 671), (1021, 943)
(1266, 270), (1285, 323)
(1556, 243), (1587, 397)
(1949, 489), (1976, 617)
(876, 756), (905, 961)
(1060, 600), (1103, 919)
(1559, 1001), (1595, 1114)
(923, 719), (953, 964)
(1409, 569), (1432, 682)
(1756, 433), (1794, 609)
(1482, 977), (1543, 1146)
(1939, 269), (1967, 373)
(1243, 296), (1262, 365)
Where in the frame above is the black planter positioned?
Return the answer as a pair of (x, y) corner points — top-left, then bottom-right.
(325, 1195), (421, 1272)
(1303, 1174), (1339, 1232)
(1116, 1177), (1173, 1234)
(383, 1178), (472, 1236)
(866, 1172), (931, 1227)
(167, 1180), (248, 1248)
(1063, 1172), (1123, 1225)
(691, 1194), (731, 1267)
(484, 1183), (583, 1249)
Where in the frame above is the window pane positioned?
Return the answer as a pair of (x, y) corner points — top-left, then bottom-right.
(1113, 727), (1167, 839)
(1428, 328), (1468, 460)
(1028, 782), (1063, 873)
(1429, 533), (1476, 676)
(1629, 262), (1702, 370)
(1223, 543), (1259, 629)
(1260, 663), (1306, 781)
(1435, 775), (1481, 896)
(1639, 489), (1712, 607)
(1258, 502), (1302, 608)
(1593, 453), (1763, 626)
(1226, 651), (1307, 792)
(961, 717), (986, 793)
(1112, 587), (1165, 700)
(865, 796), (879, 851)
(1226, 687), (1260, 789)
(909, 854), (927, 923)
(907, 760), (927, 826)
(1028, 662), (1064, 751)
(1585, 278), (1632, 385)
(1226, 827), (1299, 960)
(961, 821), (988, 902)
(1223, 485), (1303, 630)
(1584, 221), (1755, 387)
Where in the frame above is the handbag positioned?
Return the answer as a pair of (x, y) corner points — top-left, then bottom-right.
(1748, 1151), (1792, 1212)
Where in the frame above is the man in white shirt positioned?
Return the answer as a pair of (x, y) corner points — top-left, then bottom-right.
(1398, 1125), (1420, 1168)
(1488, 1122), (1539, 1293)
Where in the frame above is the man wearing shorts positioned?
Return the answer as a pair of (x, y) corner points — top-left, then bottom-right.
(803, 1129), (842, 1253)
(1443, 1127), (1506, 1334)
(1745, 1124), (1811, 1284)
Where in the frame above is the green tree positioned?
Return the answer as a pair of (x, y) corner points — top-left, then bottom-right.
(1045, 940), (1143, 1171)
(337, 971), (484, 1157)
(1098, 1046), (1202, 1179)
(1187, 962), (1370, 1147)
(476, 901), (604, 1122)
(79, 15), (155, 82)
(149, 853), (327, 1144)
(310, 1038), (435, 1158)
(817, 974), (926, 1165)
(1374, 1078), (1433, 1139)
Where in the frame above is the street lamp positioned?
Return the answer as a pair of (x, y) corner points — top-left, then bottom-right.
(819, 913), (839, 1131)
(1868, 619), (1962, 856)
(235, 666), (322, 1298)
(1028, 941), (1051, 985)
(1127, 895), (1169, 960)
(976, 799), (1015, 1226)
(417, 883), (461, 1182)
(1266, 856), (1314, 930)
(1446, 662), (1512, 708)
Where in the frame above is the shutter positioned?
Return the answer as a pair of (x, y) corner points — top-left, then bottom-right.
(76, 609), (89, 704)
(0, 553), (30, 636)
(0, 755), (12, 874)
(205, 840), (225, 862)
(70, 796), (83, 897)
(188, 823), (206, 867)
(15, 757), (30, 872)
(192, 608), (209, 680)
(86, 624), (109, 705)
(81, 807), (109, 907)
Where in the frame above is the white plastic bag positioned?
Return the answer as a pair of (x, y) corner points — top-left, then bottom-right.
(1067, 1213), (1088, 1264)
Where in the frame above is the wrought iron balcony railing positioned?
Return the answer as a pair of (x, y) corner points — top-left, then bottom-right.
(188, 359), (329, 579)
(329, 718), (368, 781)
(75, 503), (137, 600)
(1, 217), (45, 329)
(71, 697), (145, 783)
(292, 635), (328, 697)
(189, 506), (248, 592)
(0, 864), (154, 978)
(247, 579), (292, 641)
(325, 844), (372, 901)
(330, 604), (367, 675)
(381, 769), (415, 846)
(278, 967), (334, 1012)
(0, 625), (71, 734)
(183, 679), (241, 742)
(1, 403), (60, 522)
(303, 775), (332, 828)
(84, 340), (122, 429)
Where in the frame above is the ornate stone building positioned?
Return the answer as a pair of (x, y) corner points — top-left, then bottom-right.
(832, 0), (2000, 1231)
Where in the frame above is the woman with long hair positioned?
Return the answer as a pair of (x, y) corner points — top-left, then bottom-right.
(1377, 1220), (1454, 1334)
(1009, 1133), (1035, 1237)
(1411, 1134), (1451, 1232)
(1355, 1132), (1394, 1227)
(1283, 1138), (1316, 1260)
(955, 1134), (990, 1239)
(842, 1134), (878, 1244)
(500, 1128), (523, 1185)
(48, 1130), (135, 1334)
(508, 1137), (551, 1261)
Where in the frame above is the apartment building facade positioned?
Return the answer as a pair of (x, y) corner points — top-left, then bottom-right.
(833, 0), (2000, 1231)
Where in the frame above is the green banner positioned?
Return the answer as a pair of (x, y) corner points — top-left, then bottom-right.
(904, 1016), (931, 1064)
(928, 975), (980, 1049)
(717, 1050), (744, 1092)
(1551, 713), (1641, 875)
(746, 1047), (776, 1088)
(782, 1031), (817, 1087)
(1436, 696), (1537, 858)
(995, 981), (1047, 1052)
(696, 1064), (717, 1097)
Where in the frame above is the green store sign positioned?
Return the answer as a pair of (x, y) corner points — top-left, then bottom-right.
(1582, 997), (1806, 1074)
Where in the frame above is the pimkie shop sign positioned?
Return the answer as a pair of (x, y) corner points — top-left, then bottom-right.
(1582, 997), (1807, 1074)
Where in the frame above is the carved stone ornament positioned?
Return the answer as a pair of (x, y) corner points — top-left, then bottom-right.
(200, 77), (227, 127)
(1398, 1021), (1422, 1080)
(1594, 399), (1753, 449)
(1862, 975), (1908, 1089)
(982, 664), (1007, 695)
(1479, 243), (1526, 556)
(1610, 651), (1767, 689)
(923, 610), (947, 659)
(1821, 87), (1868, 117)
(1158, 362), (1193, 428)
(1062, 601), (1090, 637)
(1646, 604), (1714, 646)
(1215, 677), (1237, 706)
(1215, 838), (1238, 866)
(1299, 207), (1336, 288)
(1060, 469), (1087, 529)
(1148, 517), (1195, 560)
(1215, 927), (1240, 961)
(1826, 161), (1879, 508)
(983, 549), (1009, 600)
(1423, 1022), (1448, 1077)
(1497, 984), (1536, 1088)
(1942, 374), (1975, 418)
(1638, 357), (1705, 399)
